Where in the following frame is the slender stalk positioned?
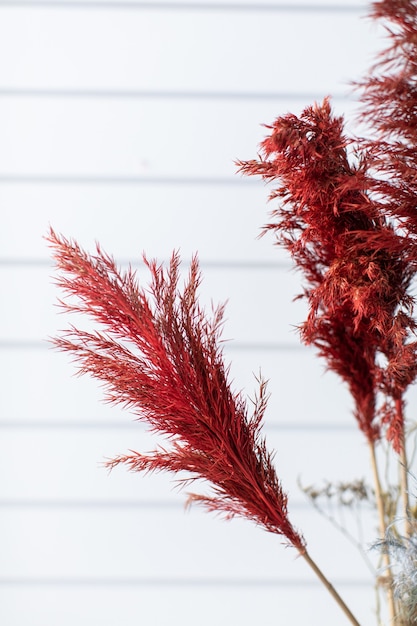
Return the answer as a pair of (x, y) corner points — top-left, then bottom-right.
(300, 549), (361, 626)
(369, 441), (396, 623)
(396, 400), (411, 539)
(399, 445), (411, 538)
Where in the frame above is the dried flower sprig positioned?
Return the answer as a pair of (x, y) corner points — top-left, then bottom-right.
(236, 99), (417, 454)
(47, 228), (303, 546)
(48, 228), (362, 626)
(373, 527), (417, 624)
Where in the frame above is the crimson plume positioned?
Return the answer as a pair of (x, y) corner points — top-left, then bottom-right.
(47, 229), (304, 550)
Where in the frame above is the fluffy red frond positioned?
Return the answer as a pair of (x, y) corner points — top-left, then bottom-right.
(356, 0), (417, 232)
(47, 228), (304, 549)
(238, 96), (417, 450)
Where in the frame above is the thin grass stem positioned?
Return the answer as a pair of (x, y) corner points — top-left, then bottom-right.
(300, 549), (361, 626)
(397, 401), (411, 539)
(369, 441), (396, 622)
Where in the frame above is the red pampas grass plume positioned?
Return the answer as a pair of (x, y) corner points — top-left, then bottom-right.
(47, 228), (304, 550)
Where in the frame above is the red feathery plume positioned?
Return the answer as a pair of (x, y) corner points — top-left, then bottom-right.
(353, 0), (417, 450)
(356, 0), (417, 233)
(237, 95), (417, 452)
(47, 228), (304, 550)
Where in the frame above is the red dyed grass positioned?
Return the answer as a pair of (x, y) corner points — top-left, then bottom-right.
(47, 229), (304, 550)
(237, 89), (417, 452)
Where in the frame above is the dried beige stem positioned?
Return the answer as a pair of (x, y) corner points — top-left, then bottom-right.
(397, 401), (411, 539)
(369, 442), (396, 623)
(300, 549), (361, 626)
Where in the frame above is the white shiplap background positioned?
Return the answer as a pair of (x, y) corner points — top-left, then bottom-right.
(0, 2), (396, 625)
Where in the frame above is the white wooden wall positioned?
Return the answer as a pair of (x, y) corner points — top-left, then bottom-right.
(0, 2), (396, 624)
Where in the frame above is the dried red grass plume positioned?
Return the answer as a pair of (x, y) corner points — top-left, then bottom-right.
(237, 95), (417, 453)
(356, 0), (417, 233)
(47, 228), (304, 550)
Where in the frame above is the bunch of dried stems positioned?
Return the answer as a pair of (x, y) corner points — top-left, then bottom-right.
(48, 1), (417, 624)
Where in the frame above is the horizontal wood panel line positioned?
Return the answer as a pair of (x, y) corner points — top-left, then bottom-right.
(0, 576), (370, 588)
(0, 87), (351, 101)
(0, 2), (365, 14)
(0, 499), (315, 509)
(0, 258), (291, 269)
(0, 339), (305, 351)
(0, 174), (259, 186)
(0, 420), (353, 430)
